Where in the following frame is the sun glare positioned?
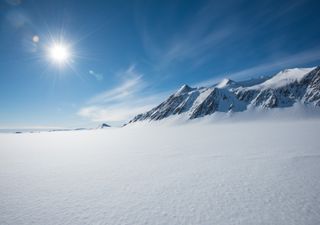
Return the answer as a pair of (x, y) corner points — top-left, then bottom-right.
(48, 43), (71, 65)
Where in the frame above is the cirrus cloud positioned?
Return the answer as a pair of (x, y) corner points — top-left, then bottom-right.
(78, 65), (170, 125)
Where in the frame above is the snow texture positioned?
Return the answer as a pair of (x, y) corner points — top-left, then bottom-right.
(1, 117), (320, 225)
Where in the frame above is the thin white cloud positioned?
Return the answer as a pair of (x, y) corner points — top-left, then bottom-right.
(139, 0), (311, 72)
(88, 65), (145, 104)
(161, 27), (233, 66)
(138, 1), (240, 70)
(78, 65), (170, 124)
(78, 104), (154, 122)
(195, 48), (320, 87)
(78, 94), (167, 124)
(142, 20), (236, 70)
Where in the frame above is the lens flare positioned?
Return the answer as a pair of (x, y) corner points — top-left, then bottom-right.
(32, 35), (40, 43)
(48, 43), (70, 65)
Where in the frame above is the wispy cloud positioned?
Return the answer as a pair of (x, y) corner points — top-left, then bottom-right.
(88, 65), (146, 104)
(161, 27), (233, 68)
(139, 0), (312, 73)
(195, 47), (320, 87)
(140, 8), (237, 69)
(138, 0), (251, 71)
(78, 104), (154, 123)
(78, 65), (169, 124)
(89, 70), (103, 81)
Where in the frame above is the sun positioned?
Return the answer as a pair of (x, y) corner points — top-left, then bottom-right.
(48, 43), (71, 65)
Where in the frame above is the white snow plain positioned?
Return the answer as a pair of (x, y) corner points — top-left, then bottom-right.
(1, 117), (320, 225)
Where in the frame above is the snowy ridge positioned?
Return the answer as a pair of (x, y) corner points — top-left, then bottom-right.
(247, 67), (315, 90)
(129, 66), (320, 123)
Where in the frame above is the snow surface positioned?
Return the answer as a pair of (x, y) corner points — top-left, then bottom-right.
(248, 67), (315, 90)
(216, 78), (234, 88)
(1, 117), (320, 225)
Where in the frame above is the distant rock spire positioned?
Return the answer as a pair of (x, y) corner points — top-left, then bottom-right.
(100, 123), (110, 129)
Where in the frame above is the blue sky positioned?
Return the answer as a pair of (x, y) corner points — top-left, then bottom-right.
(1, 0), (320, 127)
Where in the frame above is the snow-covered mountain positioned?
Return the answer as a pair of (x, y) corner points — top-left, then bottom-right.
(129, 66), (320, 123)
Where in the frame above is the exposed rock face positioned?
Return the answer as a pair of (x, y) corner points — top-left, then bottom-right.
(100, 123), (111, 128)
(129, 67), (320, 123)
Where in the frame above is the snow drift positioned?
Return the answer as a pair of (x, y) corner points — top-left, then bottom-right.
(1, 118), (320, 225)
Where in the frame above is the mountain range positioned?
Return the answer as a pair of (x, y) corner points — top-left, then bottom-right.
(128, 66), (320, 124)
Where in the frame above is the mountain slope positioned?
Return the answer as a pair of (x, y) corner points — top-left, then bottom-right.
(129, 66), (320, 123)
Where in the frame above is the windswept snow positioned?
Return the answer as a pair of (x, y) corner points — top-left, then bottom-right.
(1, 118), (320, 225)
(248, 67), (315, 90)
(216, 78), (235, 88)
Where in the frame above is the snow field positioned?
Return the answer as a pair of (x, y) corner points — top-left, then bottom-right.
(1, 119), (320, 225)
